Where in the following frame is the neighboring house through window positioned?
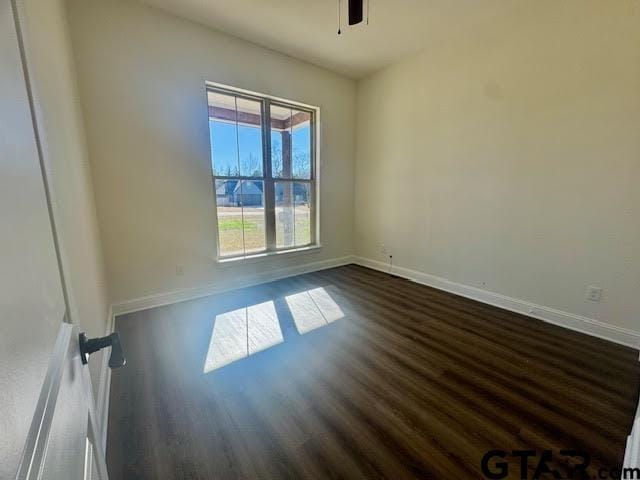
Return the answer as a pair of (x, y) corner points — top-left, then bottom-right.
(207, 85), (318, 259)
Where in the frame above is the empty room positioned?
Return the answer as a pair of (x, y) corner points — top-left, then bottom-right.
(2, 0), (640, 478)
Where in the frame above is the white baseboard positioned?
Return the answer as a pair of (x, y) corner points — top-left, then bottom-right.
(112, 255), (354, 316)
(96, 306), (115, 451)
(353, 256), (640, 350)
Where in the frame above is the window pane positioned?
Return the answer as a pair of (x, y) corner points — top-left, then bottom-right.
(275, 181), (294, 249)
(239, 180), (266, 254)
(294, 182), (311, 246)
(215, 179), (244, 256)
(236, 98), (263, 177)
(208, 92), (240, 177)
(215, 179), (266, 256)
(271, 106), (311, 180)
(291, 110), (311, 179)
(270, 105), (291, 179)
(209, 93), (263, 178)
(275, 181), (311, 248)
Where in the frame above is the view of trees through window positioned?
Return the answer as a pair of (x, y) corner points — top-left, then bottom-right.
(208, 87), (315, 258)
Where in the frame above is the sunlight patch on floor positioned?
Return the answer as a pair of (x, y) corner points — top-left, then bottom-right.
(286, 287), (344, 334)
(204, 301), (283, 372)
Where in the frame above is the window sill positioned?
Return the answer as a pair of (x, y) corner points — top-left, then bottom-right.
(216, 245), (322, 267)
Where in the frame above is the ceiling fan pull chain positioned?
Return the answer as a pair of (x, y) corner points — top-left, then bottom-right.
(338, 0), (342, 35)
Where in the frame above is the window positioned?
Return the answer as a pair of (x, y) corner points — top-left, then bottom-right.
(207, 85), (317, 259)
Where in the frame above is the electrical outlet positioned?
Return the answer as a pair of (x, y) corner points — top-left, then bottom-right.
(586, 286), (602, 302)
(176, 265), (184, 276)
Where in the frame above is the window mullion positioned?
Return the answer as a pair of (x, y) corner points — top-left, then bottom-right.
(262, 99), (276, 251)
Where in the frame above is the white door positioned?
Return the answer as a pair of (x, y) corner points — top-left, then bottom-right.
(0, 1), (109, 478)
(15, 323), (109, 480)
(624, 406), (640, 475)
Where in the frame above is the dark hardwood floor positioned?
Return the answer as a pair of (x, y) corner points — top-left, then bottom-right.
(108, 265), (640, 479)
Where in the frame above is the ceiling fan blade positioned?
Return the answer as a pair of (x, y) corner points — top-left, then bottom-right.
(348, 0), (363, 25)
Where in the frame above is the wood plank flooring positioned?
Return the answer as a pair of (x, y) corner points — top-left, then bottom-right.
(108, 265), (640, 479)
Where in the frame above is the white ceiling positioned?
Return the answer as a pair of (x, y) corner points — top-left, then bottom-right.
(135, 0), (519, 79)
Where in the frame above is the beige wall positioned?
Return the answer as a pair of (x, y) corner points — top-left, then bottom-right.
(66, 0), (356, 306)
(355, 1), (640, 333)
(19, 0), (110, 384)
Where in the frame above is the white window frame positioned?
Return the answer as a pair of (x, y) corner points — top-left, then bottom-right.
(206, 82), (320, 262)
